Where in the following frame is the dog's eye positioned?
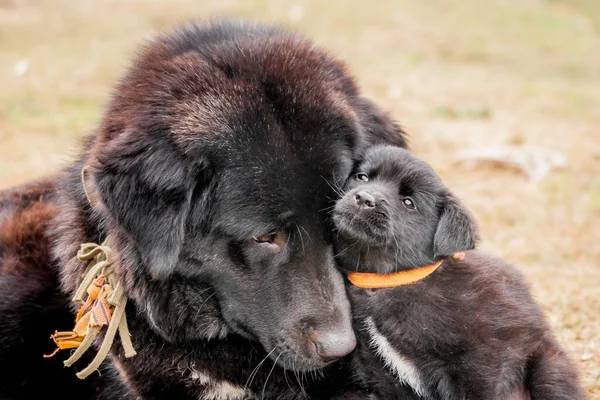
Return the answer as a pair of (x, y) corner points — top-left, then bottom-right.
(253, 232), (277, 244)
(402, 198), (415, 210)
(355, 173), (369, 182)
(252, 231), (285, 253)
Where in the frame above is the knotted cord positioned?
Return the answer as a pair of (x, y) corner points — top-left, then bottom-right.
(45, 241), (136, 379)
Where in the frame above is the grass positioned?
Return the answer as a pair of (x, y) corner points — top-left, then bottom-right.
(1, 0), (599, 396)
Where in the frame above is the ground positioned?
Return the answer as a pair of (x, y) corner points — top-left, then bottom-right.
(0, 0), (598, 397)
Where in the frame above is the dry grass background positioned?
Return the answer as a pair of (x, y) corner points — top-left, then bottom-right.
(1, 0), (599, 397)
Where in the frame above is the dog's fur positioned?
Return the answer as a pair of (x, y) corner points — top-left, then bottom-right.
(0, 20), (408, 399)
(333, 146), (584, 400)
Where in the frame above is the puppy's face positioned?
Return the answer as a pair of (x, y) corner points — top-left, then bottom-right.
(333, 146), (477, 274)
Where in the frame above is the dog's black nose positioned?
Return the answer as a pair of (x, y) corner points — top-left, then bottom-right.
(355, 191), (376, 208)
(311, 329), (357, 363)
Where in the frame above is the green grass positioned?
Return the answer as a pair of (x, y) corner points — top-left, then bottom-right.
(1, 0), (599, 396)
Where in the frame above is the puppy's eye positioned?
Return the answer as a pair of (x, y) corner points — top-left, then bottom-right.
(253, 231), (278, 244)
(402, 198), (416, 210)
(355, 173), (369, 182)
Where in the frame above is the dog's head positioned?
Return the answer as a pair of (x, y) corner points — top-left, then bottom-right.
(333, 145), (478, 274)
(81, 21), (406, 371)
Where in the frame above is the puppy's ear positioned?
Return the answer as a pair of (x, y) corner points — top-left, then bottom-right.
(91, 131), (211, 279)
(356, 97), (408, 149)
(433, 193), (478, 258)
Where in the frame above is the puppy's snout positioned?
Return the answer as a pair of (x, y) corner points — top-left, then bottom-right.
(309, 327), (357, 363)
(355, 191), (376, 209)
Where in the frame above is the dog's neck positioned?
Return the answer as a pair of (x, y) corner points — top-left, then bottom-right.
(346, 259), (444, 289)
(335, 236), (438, 276)
(345, 252), (465, 289)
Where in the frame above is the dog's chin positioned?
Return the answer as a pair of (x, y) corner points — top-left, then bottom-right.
(333, 211), (390, 246)
(264, 338), (338, 372)
(226, 314), (339, 372)
(229, 319), (339, 372)
(274, 352), (335, 372)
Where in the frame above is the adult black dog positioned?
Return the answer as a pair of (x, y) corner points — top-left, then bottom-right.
(0, 20), (407, 399)
(333, 146), (584, 399)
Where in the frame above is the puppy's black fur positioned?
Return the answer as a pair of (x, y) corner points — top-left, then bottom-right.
(0, 20), (408, 399)
(333, 146), (584, 400)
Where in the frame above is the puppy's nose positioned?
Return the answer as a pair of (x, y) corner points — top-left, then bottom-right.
(311, 329), (357, 363)
(355, 191), (376, 209)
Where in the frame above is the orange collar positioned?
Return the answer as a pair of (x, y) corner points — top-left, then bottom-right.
(347, 252), (465, 289)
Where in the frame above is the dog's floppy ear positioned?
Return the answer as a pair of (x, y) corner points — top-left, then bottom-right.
(433, 193), (478, 258)
(91, 132), (211, 279)
(356, 97), (408, 149)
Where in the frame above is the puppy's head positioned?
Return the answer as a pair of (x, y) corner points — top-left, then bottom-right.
(333, 145), (478, 274)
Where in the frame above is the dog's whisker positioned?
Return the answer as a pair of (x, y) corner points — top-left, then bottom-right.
(261, 351), (283, 399)
(321, 175), (345, 198)
(299, 224), (312, 244)
(295, 224), (306, 254)
(245, 347), (276, 390)
(291, 354), (308, 398)
(319, 204), (336, 212)
(331, 170), (347, 195)
(194, 291), (217, 320)
(334, 237), (361, 258)
(355, 241), (365, 272)
(281, 357), (301, 398)
(284, 229), (292, 249)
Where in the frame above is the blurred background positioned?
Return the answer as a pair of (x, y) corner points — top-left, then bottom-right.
(1, 0), (598, 397)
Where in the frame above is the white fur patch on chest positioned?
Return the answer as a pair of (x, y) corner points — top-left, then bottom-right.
(364, 317), (427, 397)
(190, 369), (252, 400)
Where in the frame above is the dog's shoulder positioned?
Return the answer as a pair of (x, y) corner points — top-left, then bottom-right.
(444, 250), (549, 337)
(0, 176), (61, 277)
(0, 175), (103, 398)
(0, 175), (59, 210)
(454, 250), (533, 295)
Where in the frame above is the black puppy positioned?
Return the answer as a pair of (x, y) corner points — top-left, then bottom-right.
(333, 145), (584, 400)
